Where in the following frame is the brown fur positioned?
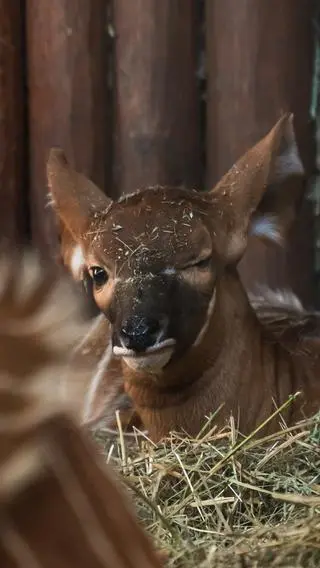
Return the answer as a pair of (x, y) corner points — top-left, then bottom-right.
(47, 114), (320, 442)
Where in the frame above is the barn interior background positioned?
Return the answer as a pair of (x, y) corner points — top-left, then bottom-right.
(1, 0), (320, 305)
(1, 3), (320, 566)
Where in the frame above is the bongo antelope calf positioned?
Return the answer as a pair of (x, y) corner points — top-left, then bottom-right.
(47, 114), (320, 442)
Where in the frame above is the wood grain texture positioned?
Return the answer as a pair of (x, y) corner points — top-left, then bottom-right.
(113, 0), (201, 195)
(26, 0), (112, 255)
(206, 0), (315, 304)
(0, 1), (27, 244)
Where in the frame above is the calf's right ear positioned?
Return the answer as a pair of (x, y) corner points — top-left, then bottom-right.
(47, 148), (113, 241)
(47, 148), (113, 286)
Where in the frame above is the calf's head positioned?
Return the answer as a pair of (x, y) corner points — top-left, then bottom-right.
(47, 114), (304, 373)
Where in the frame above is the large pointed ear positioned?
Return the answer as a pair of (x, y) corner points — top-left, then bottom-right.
(47, 148), (113, 240)
(208, 114), (305, 261)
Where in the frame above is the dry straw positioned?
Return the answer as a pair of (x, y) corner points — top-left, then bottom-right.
(95, 397), (320, 567)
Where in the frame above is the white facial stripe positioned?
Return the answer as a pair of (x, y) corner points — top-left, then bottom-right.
(162, 267), (176, 276)
(70, 245), (86, 280)
(192, 287), (217, 348)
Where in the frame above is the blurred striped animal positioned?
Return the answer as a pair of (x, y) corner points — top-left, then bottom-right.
(0, 250), (163, 567)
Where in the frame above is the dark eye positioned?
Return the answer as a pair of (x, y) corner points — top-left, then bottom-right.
(89, 266), (108, 288)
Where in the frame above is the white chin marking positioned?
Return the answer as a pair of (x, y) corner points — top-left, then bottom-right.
(123, 349), (174, 372)
(70, 245), (85, 280)
(113, 338), (175, 357)
(113, 338), (176, 372)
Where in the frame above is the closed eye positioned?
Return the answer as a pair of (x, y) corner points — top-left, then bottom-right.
(194, 256), (212, 269)
(181, 255), (212, 271)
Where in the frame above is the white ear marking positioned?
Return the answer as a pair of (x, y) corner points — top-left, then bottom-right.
(249, 286), (304, 312)
(70, 245), (86, 280)
(250, 216), (283, 245)
(45, 192), (55, 208)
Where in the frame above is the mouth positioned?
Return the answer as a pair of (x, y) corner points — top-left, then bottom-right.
(113, 338), (176, 372)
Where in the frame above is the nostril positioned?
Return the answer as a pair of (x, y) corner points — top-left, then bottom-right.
(145, 318), (161, 336)
(121, 318), (160, 338)
(120, 326), (133, 338)
(119, 316), (164, 352)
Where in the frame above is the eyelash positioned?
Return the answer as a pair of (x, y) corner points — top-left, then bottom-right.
(194, 256), (211, 269)
(180, 256), (212, 272)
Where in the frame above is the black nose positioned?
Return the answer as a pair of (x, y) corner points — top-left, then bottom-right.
(119, 316), (163, 352)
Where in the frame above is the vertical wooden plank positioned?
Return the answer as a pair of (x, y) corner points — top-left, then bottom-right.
(0, 1), (27, 244)
(26, 0), (112, 256)
(206, 0), (315, 304)
(113, 0), (201, 195)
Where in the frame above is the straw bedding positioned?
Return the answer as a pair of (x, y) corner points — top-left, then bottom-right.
(95, 401), (320, 567)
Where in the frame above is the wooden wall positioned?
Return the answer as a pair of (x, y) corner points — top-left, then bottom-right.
(0, 0), (316, 303)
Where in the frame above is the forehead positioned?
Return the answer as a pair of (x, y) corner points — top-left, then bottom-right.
(88, 188), (211, 270)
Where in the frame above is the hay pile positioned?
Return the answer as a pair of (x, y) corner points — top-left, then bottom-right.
(95, 403), (320, 567)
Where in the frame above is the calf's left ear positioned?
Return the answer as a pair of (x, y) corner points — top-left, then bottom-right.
(207, 113), (305, 262)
